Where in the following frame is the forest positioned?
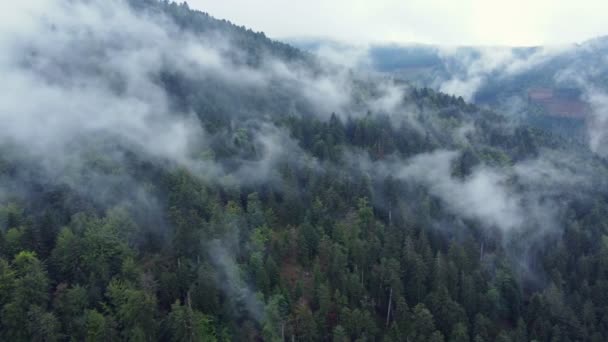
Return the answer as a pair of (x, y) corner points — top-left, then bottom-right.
(2, 0), (608, 341)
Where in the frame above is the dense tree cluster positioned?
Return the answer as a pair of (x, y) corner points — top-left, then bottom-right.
(2, 94), (608, 341)
(2, 1), (608, 341)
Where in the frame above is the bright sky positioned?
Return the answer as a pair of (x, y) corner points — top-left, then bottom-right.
(187, 0), (607, 46)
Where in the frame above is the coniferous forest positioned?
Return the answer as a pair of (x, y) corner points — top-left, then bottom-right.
(2, 1), (608, 341)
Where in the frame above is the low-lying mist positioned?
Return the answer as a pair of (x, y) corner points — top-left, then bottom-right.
(2, 0), (608, 332)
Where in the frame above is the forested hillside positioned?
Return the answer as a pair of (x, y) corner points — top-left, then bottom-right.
(295, 38), (608, 146)
(2, 1), (608, 341)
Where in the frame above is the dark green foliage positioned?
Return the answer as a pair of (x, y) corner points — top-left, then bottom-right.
(0, 1), (607, 341)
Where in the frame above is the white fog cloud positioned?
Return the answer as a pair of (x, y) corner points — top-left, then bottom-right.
(187, 0), (607, 46)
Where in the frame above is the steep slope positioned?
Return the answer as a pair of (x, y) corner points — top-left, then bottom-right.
(1, 1), (608, 341)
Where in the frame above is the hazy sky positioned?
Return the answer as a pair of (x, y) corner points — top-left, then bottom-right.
(187, 0), (607, 46)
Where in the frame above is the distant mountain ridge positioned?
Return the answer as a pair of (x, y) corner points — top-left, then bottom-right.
(2, 1), (608, 341)
(130, 0), (309, 65)
(291, 35), (608, 141)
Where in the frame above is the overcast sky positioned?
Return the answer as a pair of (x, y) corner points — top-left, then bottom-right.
(187, 0), (607, 46)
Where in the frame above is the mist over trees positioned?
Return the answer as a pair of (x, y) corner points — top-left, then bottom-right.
(299, 37), (608, 152)
(1, 0), (608, 341)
